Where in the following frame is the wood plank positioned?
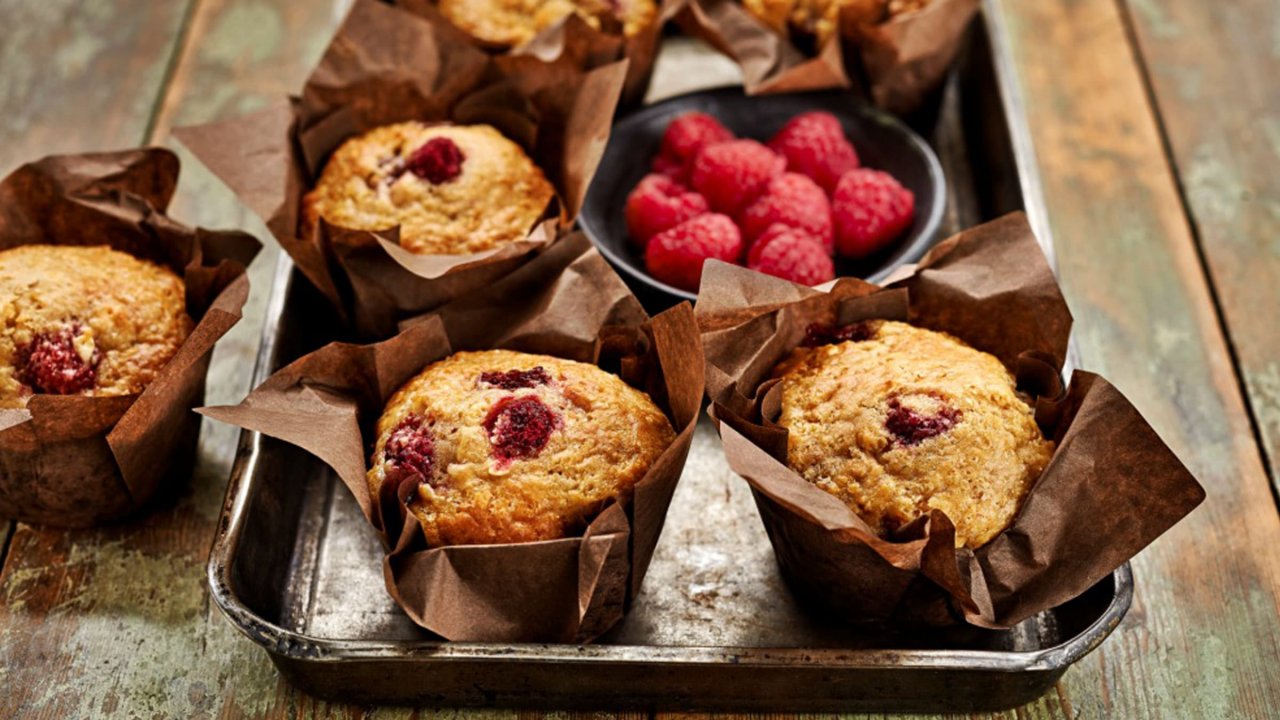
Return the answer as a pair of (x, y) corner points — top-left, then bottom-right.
(0, 0), (334, 717)
(649, 695), (1064, 718)
(0, 0), (195, 577)
(995, 0), (1280, 717)
(0, 0), (198, 715)
(0, 0), (195, 174)
(1122, 0), (1280, 492)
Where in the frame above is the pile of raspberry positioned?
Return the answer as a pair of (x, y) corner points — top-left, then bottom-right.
(625, 111), (915, 292)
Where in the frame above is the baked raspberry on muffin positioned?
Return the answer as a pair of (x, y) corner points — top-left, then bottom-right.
(439, 0), (658, 48)
(0, 245), (192, 409)
(368, 349), (675, 546)
(772, 319), (1053, 548)
(301, 122), (555, 256)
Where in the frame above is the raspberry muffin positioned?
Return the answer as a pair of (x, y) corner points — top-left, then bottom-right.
(772, 320), (1054, 548)
(0, 245), (192, 409)
(439, 0), (658, 48)
(744, 0), (931, 45)
(368, 349), (675, 546)
(301, 122), (555, 256)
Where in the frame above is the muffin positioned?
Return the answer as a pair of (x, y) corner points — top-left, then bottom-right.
(368, 349), (675, 546)
(301, 122), (556, 256)
(772, 320), (1054, 548)
(0, 245), (192, 410)
(744, 0), (931, 45)
(439, 0), (658, 48)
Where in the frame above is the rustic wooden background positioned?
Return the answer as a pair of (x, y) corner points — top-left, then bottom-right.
(1, 0), (1278, 717)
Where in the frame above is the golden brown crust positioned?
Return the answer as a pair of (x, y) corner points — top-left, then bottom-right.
(301, 122), (555, 256)
(368, 349), (675, 546)
(0, 245), (192, 409)
(773, 320), (1054, 548)
(439, 0), (658, 47)
(743, 0), (931, 45)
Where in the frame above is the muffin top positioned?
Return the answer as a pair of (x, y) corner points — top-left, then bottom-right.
(439, 0), (657, 48)
(301, 122), (555, 256)
(0, 245), (192, 409)
(773, 319), (1054, 548)
(368, 349), (675, 547)
(744, 0), (932, 45)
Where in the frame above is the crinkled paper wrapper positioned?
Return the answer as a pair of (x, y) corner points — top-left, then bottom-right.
(679, 0), (979, 114)
(394, 0), (684, 106)
(176, 0), (628, 338)
(202, 234), (704, 642)
(698, 212), (1205, 628)
(0, 149), (259, 526)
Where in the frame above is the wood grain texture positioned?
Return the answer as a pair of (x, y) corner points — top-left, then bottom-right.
(0, 0), (331, 717)
(995, 0), (1280, 717)
(0, 0), (196, 602)
(0, 0), (195, 174)
(0, 0), (197, 716)
(1122, 0), (1280, 493)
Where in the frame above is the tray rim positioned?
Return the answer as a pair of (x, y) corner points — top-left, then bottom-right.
(205, 0), (1131, 687)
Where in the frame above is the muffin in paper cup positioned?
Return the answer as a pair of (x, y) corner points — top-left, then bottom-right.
(678, 0), (979, 115)
(175, 0), (628, 338)
(394, 0), (684, 106)
(0, 149), (259, 526)
(201, 234), (703, 642)
(698, 212), (1204, 628)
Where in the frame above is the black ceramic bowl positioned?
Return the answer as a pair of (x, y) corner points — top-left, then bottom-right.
(580, 87), (946, 305)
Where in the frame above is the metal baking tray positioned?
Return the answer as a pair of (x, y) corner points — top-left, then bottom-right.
(207, 5), (1132, 712)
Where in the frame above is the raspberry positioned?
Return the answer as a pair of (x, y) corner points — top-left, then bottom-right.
(625, 174), (709, 249)
(659, 112), (734, 169)
(384, 414), (437, 481)
(740, 173), (834, 254)
(691, 140), (786, 215)
(651, 154), (687, 182)
(885, 396), (961, 446)
(479, 367), (552, 390)
(745, 225), (835, 286)
(644, 213), (743, 292)
(768, 111), (860, 193)
(19, 325), (98, 395)
(801, 321), (876, 347)
(832, 168), (915, 259)
(406, 137), (465, 183)
(483, 395), (560, 465)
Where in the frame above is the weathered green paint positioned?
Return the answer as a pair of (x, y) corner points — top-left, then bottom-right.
(0, 536), (281, 717)
(0, 0), (196, 174)
(999, 0), (1280, 718)
(0, 0), (308, 717)
(1122, 0), (1280, 496)
(0, 0), (189, 707)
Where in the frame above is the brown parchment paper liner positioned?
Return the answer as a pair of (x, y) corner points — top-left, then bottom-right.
(678, 0), (978, 114)
(174, 0), (628, 339)
(394, 0), (683, 106)
(0, 149), (260, 526)
(698, 212), (1206, 628)
(201, 234), (703, 642)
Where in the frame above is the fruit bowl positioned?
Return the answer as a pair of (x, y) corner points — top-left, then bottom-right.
(580, 87), (946, 305)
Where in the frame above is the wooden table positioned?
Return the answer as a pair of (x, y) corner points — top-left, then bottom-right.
(1, 0), (1278, 717)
